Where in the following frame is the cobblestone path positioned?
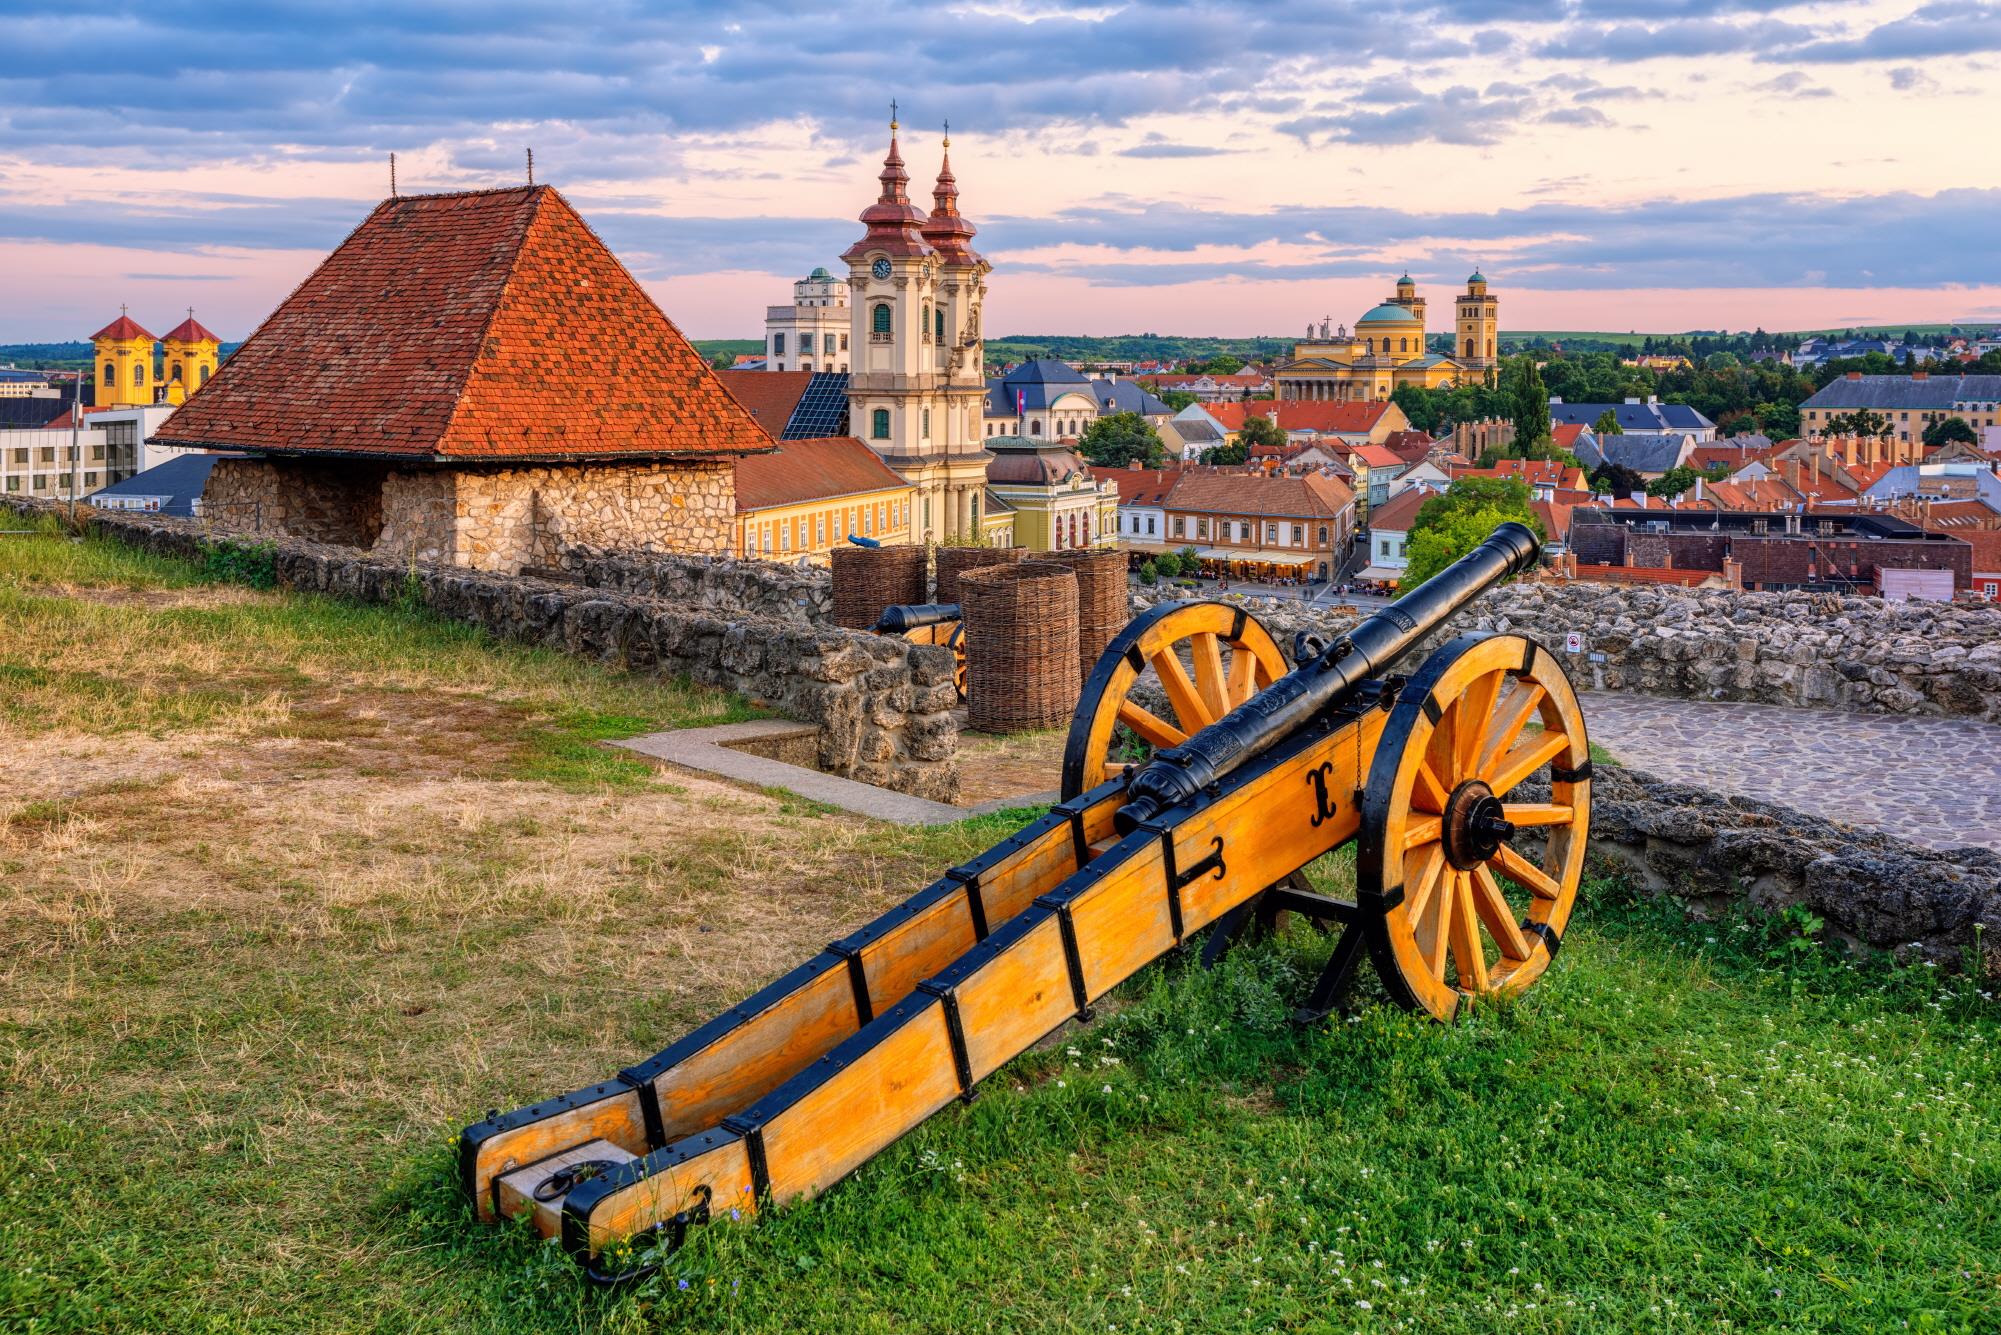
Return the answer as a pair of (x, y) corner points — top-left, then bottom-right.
(1581, 692), (2001, 853)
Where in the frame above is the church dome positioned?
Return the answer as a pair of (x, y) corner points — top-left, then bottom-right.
(807, 266), (832, 279)
(986, 437), (1087, 485)
(1356, 302), (1420, 326)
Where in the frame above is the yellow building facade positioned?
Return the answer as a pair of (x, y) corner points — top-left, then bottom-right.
(160, 313), (221, 405)
(735, 435), (918, 565)
(91, 308), (222, 408)
(984, 437), (1118, 552)
(1274, 273), (1496, 403)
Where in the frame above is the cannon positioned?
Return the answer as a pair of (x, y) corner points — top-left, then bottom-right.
(457, 522), (1590, 1280)
(871, 601), (967, 697)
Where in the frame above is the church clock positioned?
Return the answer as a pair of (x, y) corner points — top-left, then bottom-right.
(871, 258), (892, 280)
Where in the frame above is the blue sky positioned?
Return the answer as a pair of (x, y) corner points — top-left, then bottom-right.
(0, 0), (1996, 340)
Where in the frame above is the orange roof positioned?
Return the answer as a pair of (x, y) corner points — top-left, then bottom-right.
(1202, 400), (1394, 436)
(153, 186), (770, 463)
(1088, 464), (1182, 506)
(1380, 429), (1435, 463)
(1551, 422), (1587, 453)
(734, 436), (909, 513)
(1701, 478), (1802, 511)
(91, 314), (155, 342)
(1365, 485), (1432, 533)
(1352, 444), (1404, 469)
(1919, 498), (2001, 528)
(1165, 468), (1353, 520)
(1449, 458), (1573, 487)
(1688, 442), (1775, 472)
(161, 315), (222, 344)
(1847, 461), (1895, 491)
(716, 370), (816, 436)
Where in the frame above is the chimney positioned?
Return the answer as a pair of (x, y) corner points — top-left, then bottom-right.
(1695, 476), (1705, 503)
(1846, 371), (1863, 381)
(1812, 452), (1821, 486)
(1912, 370), (1929, 381)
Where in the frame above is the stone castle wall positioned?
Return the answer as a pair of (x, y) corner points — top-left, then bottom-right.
(555, 545), (836, 626)
(202, 456), (735, 574)
(25, 500), (956, 800)
(1137, 579), (2001, 722)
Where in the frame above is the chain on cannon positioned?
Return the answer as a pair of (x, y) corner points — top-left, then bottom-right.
(457, 521), (1590, 1280)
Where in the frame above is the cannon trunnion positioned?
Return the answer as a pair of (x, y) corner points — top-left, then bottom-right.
(457, 522), (1590, 1280)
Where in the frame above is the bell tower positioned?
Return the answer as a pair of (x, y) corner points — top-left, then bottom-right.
(160, 310), (221, 406)
(1456, 270), (1498, 375)
(91, 308), (158, 408)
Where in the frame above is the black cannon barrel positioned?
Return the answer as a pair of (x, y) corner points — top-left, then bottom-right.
(1114, 521), (1542, 834)
(873, 602), (962, 633)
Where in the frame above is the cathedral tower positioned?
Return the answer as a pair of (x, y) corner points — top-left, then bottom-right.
(842, 111), (992, 543)
(1456, 271), (1498, 374)
(160, 311), (221, 406)
(1391, 272), (1426, 329)
(91, 309), (157, 408)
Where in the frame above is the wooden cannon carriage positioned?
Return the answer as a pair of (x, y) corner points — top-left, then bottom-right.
(871, 602), (967, 697)
(458, 522), (1591, 1280)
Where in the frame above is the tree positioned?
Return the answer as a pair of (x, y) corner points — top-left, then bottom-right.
(1201, 441), (1249, 465)
(1238, 414), (1288, 452)
(1154, 552), (1181, 578)
(1510, 356), (1552, 460)
(1402, 476), (1544, 588)
(1592, 408), (1624, 436)
(1646, 465), (1702, 499)
(1158, 389), (1199, 412)
(1823, 409), (1894, 439)
(1588, 462), (1645, 497)
(1138, 559), (1159, 586)
(1078, 411), (1167, 468)
(1704, 351), (1740, 371)
(1922, 417), (1979, 448)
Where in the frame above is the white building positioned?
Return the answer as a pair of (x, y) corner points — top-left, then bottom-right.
(0, 403), (173, 501)
(764, 267), (851, 373)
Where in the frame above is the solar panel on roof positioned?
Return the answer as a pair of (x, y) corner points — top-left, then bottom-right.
(783, 372), (850, 440)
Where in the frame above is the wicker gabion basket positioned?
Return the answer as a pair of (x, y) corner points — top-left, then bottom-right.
(960, 562), (1081, 733)
(933, 544), (1027, 606)
(830, 544), (928, 630)
(1044, 547), (1128, 683)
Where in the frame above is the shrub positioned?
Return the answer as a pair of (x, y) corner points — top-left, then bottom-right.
(199, 536), (278, 589)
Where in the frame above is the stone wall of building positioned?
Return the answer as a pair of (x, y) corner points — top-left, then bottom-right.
(1136, 578), (2001, 722)
(1551, 765), (1999, 975)
(204, 456), (389, 547)
(24, 499), (956, 800)
(554, 545), (836, 626)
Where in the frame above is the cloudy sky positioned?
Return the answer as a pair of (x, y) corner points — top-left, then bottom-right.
(1, 0), (1996, 344)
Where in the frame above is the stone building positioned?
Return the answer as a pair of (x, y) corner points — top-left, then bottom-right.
(150, 184), (772, 572)
(764, 268), (850, 372)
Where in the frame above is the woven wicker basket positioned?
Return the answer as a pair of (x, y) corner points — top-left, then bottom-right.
(830, 544), (928, 629)
(1044, 548), (1128, 682)
(960, 562), (1081, 733)
(934, 544), (1027, 606)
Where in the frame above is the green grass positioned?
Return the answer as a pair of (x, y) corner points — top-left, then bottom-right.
(3, 512), (1996, 1333)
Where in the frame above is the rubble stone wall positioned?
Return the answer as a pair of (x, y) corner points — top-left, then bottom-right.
(205, 456), (388, 547)
(18, 499), (956, 800)
(554, 546), (835, 626)
(1137, 578), (2001, 722)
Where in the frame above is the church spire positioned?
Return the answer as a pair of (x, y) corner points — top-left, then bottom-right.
(842, 104), (932, 261)
(921, 120), (980, 266)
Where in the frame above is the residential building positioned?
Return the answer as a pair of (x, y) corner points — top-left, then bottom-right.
(1191, 399), (1410, 448)
(733, 435), (915, 563)
(1157, 469), (1355, 580)
(1574, 431), (1696, 478)
(984, 436), (1117, 551)
(1162, 414), (1224, 461)
(1135, 369), (1271, 401)
(1548, 396), (1715, 442)
(982, 359), (1104, 440)
(0, 402), (165, 500)
(1569, 505), (1973, 592)
(764, 268), (850, 372)
(842, 120), (994, 544)
(1273, 273), (1485, 404)
(1798, 372), (2001, 444)
(1358, 483), (1430, 582)
(150, 184), (772, 572)
(1089, 463), (1180, 546)
(87, 452), (230, 517)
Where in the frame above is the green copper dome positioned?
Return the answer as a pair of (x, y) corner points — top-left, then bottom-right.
(1357, 302), (1420, 325)
(1467, 269), (1487, 284)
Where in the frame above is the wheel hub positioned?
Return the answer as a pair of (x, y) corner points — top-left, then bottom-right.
(1442, 780), (1514, 870)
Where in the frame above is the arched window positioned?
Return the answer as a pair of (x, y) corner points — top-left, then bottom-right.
(170, 363), (184, 382)
(102, 362), (115, 386)
(133, 363), (146, 387)
(871, 304), (892, 336)
(871, 408), (890, 439)
(1031, 419), (1042, 436)
(921, 303), (931, 341)
(1464, 338), (1475, 357)
(1398, 337), (1408, 353)
(1318, 525), (1329, 544)
(199, 364), (211, 384)
(935, 307), (945, 341)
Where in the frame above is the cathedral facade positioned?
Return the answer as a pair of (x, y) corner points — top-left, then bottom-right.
(841, 118), (993, 544)
(1273, 273), (1497, 404)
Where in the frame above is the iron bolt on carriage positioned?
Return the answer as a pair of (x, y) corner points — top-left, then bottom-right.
(458, 522), (1589, 1280)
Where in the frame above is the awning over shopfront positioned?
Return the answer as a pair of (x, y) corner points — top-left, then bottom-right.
(1355, 564), (1404, 581)
(1193, 547), (1319, 567)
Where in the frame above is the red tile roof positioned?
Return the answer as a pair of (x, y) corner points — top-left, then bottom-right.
(91, 315), (155, 341)
(1165, 469), (1353, 520)
(1551, 422), (1587, 453)
(1200, 400), (1393, 435)
(153, 186), (771, 462)
(161, 315), (222, 344)
(715, 370), (816, 436)
(1365, 485), (1432, 533)
(1380, 429), (1435, 464)
(1688, 442), (1775, 473)
(734, 436), (909, 513)
(1088, 464), (1182, 506)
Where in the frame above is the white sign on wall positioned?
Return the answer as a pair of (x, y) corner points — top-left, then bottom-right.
(1564, 631), (1584, 654)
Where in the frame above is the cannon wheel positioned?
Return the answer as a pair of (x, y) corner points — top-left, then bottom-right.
(1358, 633), (1591, 1022)
(1059, 601), (1287, 801)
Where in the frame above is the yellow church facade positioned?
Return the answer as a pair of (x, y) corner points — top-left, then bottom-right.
(1273, 273), (1497, 404)
(91, 309), (221, 408)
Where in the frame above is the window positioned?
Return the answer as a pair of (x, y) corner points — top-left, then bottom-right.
(1147, 516), (1157, 536)
(871, 304), (892, 338)
(816, 515), (826, 547)
(133, 363), (146, 387)
(781, 522), (791, 551)
(1197, 518), (1210, 539)
(922, 408), (931, 438)
(871, 408), (890, 439)
(840, 334), (849, 351)
(824, 333), (836, 356)
(1291, 523), (1304, 545)
(1399, 338), (1408, 353)
(170, 364), (184, 382)
(935, 308), (945, 341)
(773, 332), (786, 357)
(863, 505), (873, 535)
(102, 362), (115, 386)
(200, 364), (211, 384)
(90, 444), (105, 461)
(1317, 525), (1329, 543)
(1172, 516), (1185, 538)
(922, 304), (931, 341)
(1265, 523), (1277, 542)
(1031, 419), (1042, 436)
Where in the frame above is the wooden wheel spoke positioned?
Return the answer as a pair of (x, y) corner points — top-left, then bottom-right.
(1447, 872), (1488, 992)
(1115, 699), (1187, 749)
(1454, 670), (1504, 779)
(1189, 632), (1232, 722)
(1415, 868), (1453, 982)
(1412, 761), (1449, 813)
(1493, 843), (1564, 901)
(1424, 706), (1458, 789)
(1150, 648), (1212, 734)
(1401, 815), (1442, 851)
(1471, 865), (1533, 962)
(1225, 643), (1261, 707)
(1403, 844), (1447, 927)
(1478, 683), (1544, 777)
(1502, 803), (1574, 828)
(1488, 731), (1570, 796)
